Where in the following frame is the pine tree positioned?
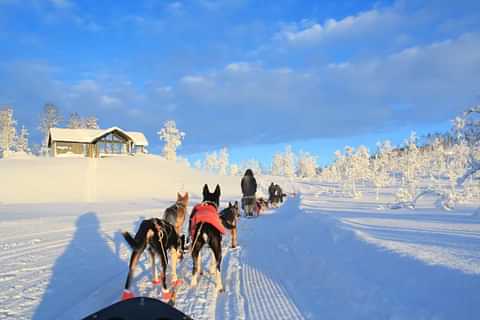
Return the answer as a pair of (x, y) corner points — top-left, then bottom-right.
(157, 120), (185, 161)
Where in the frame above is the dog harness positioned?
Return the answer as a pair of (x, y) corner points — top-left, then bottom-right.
(190, 203), (225, 239)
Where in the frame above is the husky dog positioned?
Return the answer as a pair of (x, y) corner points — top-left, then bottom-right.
(270, 184), (286, 208)
(256, 197), (269, 214)
(188, 184), (225, 292)
(122, 194), (188, 301)
(122, 218), (183, 301)
(220, 201), (240, 248)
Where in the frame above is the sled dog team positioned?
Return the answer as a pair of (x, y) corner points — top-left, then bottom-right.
(122, 184), (240, 303)
(122, 170), (286, 303)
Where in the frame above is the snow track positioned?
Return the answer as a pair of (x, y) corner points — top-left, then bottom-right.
(242, 264), (303, 320)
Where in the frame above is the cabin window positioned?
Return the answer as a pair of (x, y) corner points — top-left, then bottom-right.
(97, 132), (129, 155)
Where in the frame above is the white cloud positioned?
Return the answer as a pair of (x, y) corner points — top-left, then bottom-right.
(225, 62), (255, 72)
(276, 5), (404, 46)
(180, 75), (209, 85)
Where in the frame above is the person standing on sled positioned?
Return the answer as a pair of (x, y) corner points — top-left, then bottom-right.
(241, 169), (257, 217)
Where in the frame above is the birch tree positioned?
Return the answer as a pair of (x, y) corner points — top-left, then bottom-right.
(39, 103), (62, 154)
(0, 107), (17, 158)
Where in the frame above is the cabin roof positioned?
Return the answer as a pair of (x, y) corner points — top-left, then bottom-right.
(48, 127), (149, 146)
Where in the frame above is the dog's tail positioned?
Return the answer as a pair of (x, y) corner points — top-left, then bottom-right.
(122, 231), (142, 251)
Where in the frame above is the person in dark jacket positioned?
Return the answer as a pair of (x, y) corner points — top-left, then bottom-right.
(268, 182), (275, 203)
(241, 169), (257, 196)
(241, 169), (257, 216)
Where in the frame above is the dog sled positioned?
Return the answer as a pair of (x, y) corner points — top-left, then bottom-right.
(83, 296), (192, 320)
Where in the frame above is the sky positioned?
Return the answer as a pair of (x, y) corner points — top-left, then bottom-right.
(1, 0), (479, 166)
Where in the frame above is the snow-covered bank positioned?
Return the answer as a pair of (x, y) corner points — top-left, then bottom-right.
(0, 156), (241, 203)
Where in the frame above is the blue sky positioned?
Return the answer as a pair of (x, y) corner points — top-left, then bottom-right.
(1, 0), (479, 166)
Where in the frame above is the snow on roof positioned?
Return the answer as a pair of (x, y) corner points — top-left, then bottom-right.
(49, 127), (149, 146)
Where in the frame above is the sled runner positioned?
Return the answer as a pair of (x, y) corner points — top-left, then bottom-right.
(82, 296), (193, 320)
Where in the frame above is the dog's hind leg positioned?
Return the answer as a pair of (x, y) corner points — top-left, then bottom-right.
(210, 236), (224, 292)
(231, 227), (238, 248)
(148, 247), (161, 284)
(123, 244), (145, 299)
(191, 242), (202, 287)
(171, 248), (178, 282)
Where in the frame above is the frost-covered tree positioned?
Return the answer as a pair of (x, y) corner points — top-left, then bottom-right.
(242, 159), (262, 175)
(271, 153), (284, 176)
(15, 126), (30, 153)
(283, 145), (295, 177)
(457, 105), (480, 146)
(218, 148), (229, 175)
(194, 160), (202, 170)
(371, 141), (393, 200)
(68, 112), (83, 129)
(83, 116), (99, 129)
(39, 103), (62, 154)
(230, 163), (240, 176)
(297, 152), (317, 178)
(0, 107), (17, 158)
(157, 120), (185, 161)
(204, 151), (218, 173)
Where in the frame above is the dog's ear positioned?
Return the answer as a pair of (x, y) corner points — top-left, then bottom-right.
(177, 192), (181, 200)
(203, 184), (210, 197)
(234, 201), (239, 208)
(184, 192), (189, 201)
(214, 184), (221, 197)
(228, 201), (232, 207)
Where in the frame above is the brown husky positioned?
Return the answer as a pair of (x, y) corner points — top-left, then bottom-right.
(163, 192), (189, 282)
(121, 193), (189, 302)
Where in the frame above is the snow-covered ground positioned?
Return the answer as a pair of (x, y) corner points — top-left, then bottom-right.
(0, 158), (479, 319)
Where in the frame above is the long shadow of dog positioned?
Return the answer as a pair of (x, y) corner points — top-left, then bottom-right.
(33, 212), (126, 320)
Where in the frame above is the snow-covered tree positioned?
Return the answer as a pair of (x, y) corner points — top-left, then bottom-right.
(204, 151), (219, 173)
(218, 148), (229, 175)
(230, 163), (240, 176)
(242, 159), (262, 175)
(0, 107), (17, 158)
(194, 160), (202, 170)
(271, 153), (284, 176)
(157, 120), (185, 161)
(371, 141), (393, 200)
(67, 112), (83, 129)
(297, 152), (317, 178)
(83, 116), (99, 129)
(39, 103), (62, 154)
(283, 145), (295, 177)
(15, 126), (30, 153)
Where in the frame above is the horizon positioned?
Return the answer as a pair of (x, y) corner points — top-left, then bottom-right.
(1, 0), (479, 166)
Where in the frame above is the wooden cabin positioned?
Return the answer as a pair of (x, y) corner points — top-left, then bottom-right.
(48, 127), (148, 158)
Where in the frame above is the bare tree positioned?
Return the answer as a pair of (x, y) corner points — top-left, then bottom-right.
(39, 103), (62, 155)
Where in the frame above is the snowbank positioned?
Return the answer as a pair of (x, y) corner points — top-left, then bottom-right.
(0, 156), (241, 203)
